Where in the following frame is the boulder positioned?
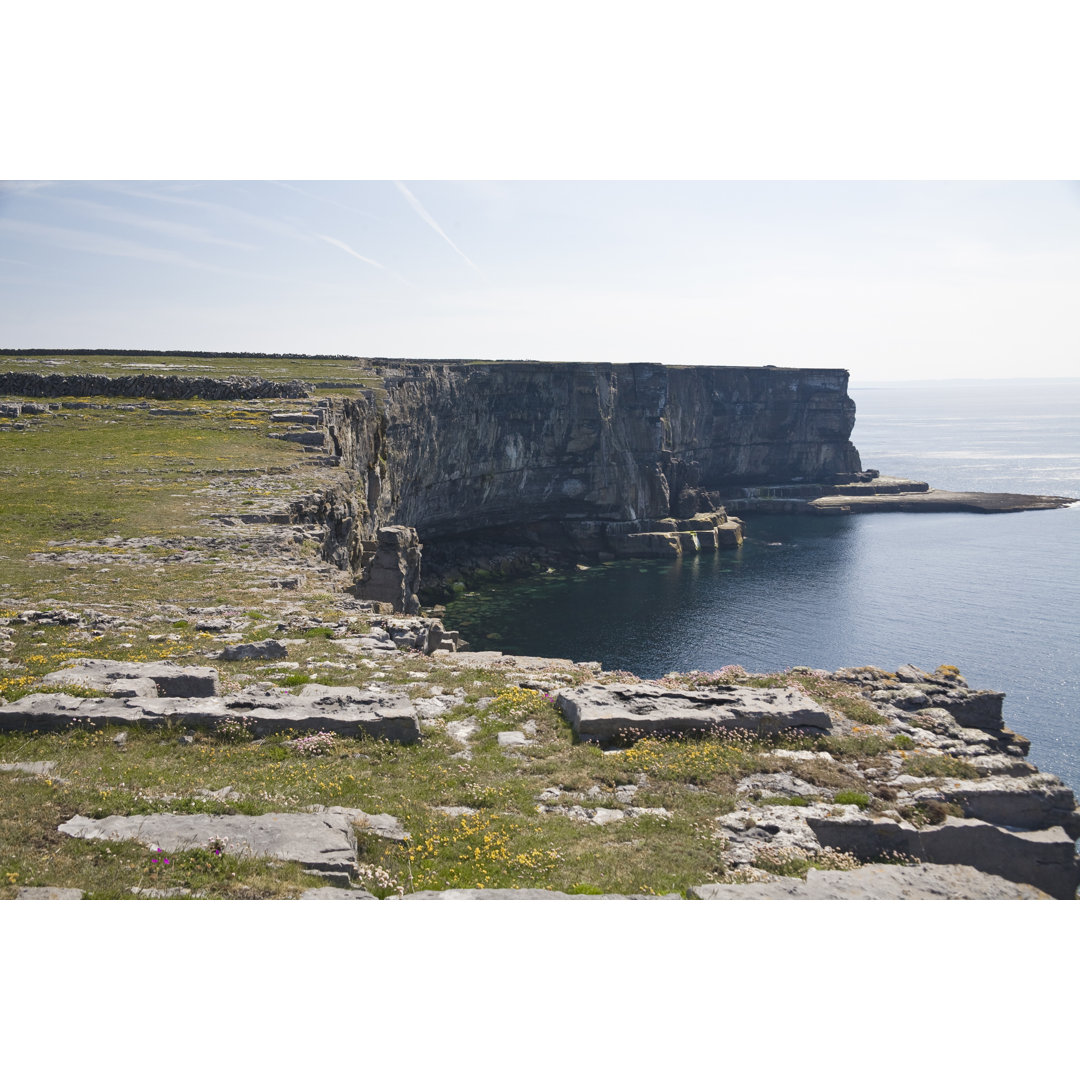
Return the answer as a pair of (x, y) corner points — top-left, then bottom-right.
(218, 639), (287, 661)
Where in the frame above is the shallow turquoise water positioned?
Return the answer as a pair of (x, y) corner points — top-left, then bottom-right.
(444, 379), (1080, 794)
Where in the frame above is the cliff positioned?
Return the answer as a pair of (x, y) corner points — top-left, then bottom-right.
(322, 361), (861, 562)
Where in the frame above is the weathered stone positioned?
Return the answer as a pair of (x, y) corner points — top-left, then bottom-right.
(218, 639), (287, 661)
(57, 807), (402, 879)
(930, 776), (1080, 837)
(397, 888), (682, 900)
(0, 684), (421, 743)
(688, 864), (1051, 900)
(808, 814), (1080, 900)
(556, 682), (831, 742)
(497, 731), (530, 748)
(609, 532), (682, 558)
(40, 658), (220, 697)
(736, 772), (830, 801)
(354, 527), (422, 613)
(15, 886), (84, 900)
(299, 887), (377, 900)
(0, 760), (57, 776)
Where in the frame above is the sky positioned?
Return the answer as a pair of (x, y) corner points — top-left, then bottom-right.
(2, 180), (1079, 384)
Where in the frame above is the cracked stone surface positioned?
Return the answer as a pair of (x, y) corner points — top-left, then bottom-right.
(556, 682), (831, 742)
(688, 864), (1052, 900)
(57, 807), (406, 878)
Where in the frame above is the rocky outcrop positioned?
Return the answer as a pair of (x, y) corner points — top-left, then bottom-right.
(352, 527), (423, 614)
(0, 661), (422, 743)
(556, 682), (832, 742)
(693, 663), (1080, 899)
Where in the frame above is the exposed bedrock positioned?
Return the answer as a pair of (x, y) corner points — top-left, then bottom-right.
(368, 362), (861, 539)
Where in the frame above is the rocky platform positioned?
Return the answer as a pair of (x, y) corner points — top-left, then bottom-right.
(0, 657), (421, 742)
(726, 475), (1076, 515)
(693, 663), (1080, 899)
(555, 682), (832, 741)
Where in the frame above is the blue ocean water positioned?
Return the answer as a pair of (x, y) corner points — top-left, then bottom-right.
(443, 379), (1080, 794)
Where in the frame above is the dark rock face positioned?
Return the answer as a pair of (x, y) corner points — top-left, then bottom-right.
(371, 362), (860, 539)
(321, 362), (859, 556)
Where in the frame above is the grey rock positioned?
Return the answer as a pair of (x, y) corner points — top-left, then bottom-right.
(397, 888), (682, 900)
(40, 658), (220, 697)
(0, 686), (421, 744)
(688, 864), (1052, 900)
(354, 527), (422, 614)
(299, 887), (377, 900)
(497, 730), (530, 748)
(0, 760), (57, 776)
(15, 886), (85, 900)
(737, 772), (829, 801)
(218, 639), (287, 661)
(624, 807), (672, 820)
(592, 808), (626, 826)
(56, 808), (402, 879)
(808, 814), (1080, 900)
(556, 682), (830, 742)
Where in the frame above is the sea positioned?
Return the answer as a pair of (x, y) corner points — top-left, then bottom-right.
(443, 378), (1080, 796)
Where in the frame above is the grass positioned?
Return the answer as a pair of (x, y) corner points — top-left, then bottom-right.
(900, 753), (981, 780)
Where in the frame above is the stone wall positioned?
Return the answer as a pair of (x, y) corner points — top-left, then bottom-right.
(0, 371), (312, 400)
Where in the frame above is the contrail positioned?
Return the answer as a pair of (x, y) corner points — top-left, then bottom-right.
(316, 233), (385, 269)
(393, 180), (481, 273)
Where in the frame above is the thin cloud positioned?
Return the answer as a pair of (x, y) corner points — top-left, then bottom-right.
(44, 194), (256, 250)
(394, 180), (482, 273)
(316, 233), (385, 269)
(0, 218), (221, 272)
(109, 184), (311, 244)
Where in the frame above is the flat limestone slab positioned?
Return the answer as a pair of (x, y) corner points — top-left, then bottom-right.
(810, 489), (1075, 513)
(15, 886), (85, 900)
(687, 863), (1052, 900)
(0, 760), (57, 776)
(0, 688), (421, 743)
(57, 810), (381, 877)
(41, 658), (220, 697)
(556, 682), (831, 742)
(397, 889), (681, 900)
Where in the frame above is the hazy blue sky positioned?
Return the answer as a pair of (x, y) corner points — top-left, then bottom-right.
(2, 180), (1078, 383)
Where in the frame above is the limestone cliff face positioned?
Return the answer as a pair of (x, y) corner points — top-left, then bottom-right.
(327, 362), (861, 547)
